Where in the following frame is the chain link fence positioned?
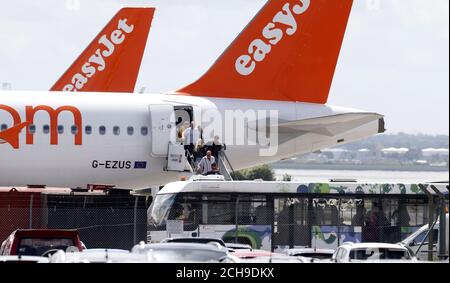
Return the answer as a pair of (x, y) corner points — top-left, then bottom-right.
(0, 190), (150, 250)
(148, 192), (447, 252)
(3, 190), (447, 253)
(271, 197), (428, 250)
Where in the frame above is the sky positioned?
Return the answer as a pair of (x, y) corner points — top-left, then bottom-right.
(0, 0), (448, 135)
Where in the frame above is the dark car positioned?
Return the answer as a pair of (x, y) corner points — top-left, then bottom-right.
(0, 229), (83, 257)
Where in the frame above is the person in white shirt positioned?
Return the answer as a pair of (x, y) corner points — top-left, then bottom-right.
(183, 122), (200, 145)
(197, 150), (216, 175)
(183, 122), (200, 165)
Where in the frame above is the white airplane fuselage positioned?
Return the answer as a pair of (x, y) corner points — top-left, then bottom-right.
(0, 91), (383, 188)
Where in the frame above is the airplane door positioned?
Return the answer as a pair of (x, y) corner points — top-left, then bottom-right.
(149, 104), (176, 157)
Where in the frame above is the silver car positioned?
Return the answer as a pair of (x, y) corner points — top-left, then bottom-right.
(131, 242), (238, 263)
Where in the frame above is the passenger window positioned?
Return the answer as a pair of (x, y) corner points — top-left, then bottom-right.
(127, 126), (134, 136)
(141, 126), (148, 136)
(28, 124), (36, 134)
(0, 124), (7, 131)
(71, 125), (78, 135)
(99, 126), (106, 135)
(204, 195), (235, 225)
(43, 125), (50, 134)
(113, 126), (120, 136)
(85, 126), (92, 135)
(58, 125), (64, 134)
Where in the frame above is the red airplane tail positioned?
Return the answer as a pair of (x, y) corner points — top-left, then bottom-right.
(176, 0), (353, 104)
(51, 8), (155, 93)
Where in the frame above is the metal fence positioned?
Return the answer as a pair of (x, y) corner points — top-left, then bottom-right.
(0, 191), (150, 250)
(271, 197), (426, 249)
(149, 193), (447, 253)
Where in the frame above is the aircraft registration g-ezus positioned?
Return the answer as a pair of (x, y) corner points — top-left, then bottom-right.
(0, 0), (385, 189)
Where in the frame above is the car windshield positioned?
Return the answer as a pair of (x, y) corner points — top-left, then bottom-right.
(349, 248), (411, 260)
(413, 229), (439, 245)
(149, 194), (176, 226)
(146, 249), (226, 262)
(17, 238), (75, 256)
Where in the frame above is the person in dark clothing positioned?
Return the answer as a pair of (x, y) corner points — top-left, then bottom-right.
(193, 138), (206, 167)
(352, 206), (366, 226)
(206, 163), (221, 175)
(205, 136), (224, 160)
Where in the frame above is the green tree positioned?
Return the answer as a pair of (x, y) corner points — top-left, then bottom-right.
(231, 165), (275, 181)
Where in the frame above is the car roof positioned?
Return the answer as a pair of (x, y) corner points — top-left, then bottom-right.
(0, 255), (49, 263)
(341, 242), (408, 250)
(138, 243), (228, 252)
(82, 249), (130, 254)
(50, 251), (147, 263)
(239, 256), (307, 263)
(163, 237), (225, 245)
(287, 248), (335, 254)
(225, 243), (252, 248)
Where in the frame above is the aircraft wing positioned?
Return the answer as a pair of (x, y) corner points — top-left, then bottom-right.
(277, 113), (385, 137)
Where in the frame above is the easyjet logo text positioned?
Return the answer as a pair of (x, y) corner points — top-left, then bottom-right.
(0, 104), (82, 149)
(62, 18), (135, 92)
(235, 0), (310, 76)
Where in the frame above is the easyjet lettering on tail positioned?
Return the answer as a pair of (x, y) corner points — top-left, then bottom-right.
(62, 19), (134, 92)
(51, 8), (155, 93)
(236, 0), (310, 76)
(0, 104), (82, 149)
(178, 0), (352, 104)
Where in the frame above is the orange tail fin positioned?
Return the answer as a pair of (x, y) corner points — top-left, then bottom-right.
(0, 122), (29, 149)
(176, 0), (353, 104)
(51, 8), (155, 93)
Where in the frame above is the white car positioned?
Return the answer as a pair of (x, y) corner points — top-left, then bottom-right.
(331, 242), (418, 263)
(131, 242), (239, 263)
(0, 255), (49, 263)
(399, 213), (448, 261)
(49, 249), (148, 263)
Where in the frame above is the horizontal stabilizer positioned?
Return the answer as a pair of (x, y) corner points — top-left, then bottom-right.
(277, 113), (385, 137)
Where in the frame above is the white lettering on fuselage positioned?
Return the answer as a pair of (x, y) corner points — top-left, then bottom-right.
(235, 0), (310, 76)
(62, 18), (134, 91)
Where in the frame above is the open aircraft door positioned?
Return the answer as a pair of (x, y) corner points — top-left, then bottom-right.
(149, 104), (176, 157)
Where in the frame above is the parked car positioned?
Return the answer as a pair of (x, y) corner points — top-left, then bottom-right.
(49, 249), (147, 263)
(331, 242), (417, 263)
(0, 255), (49, 263)
(131, 242), (237, 263)
(286, 248), (335, 261)
(399, 213), (448, 261)
(0, 229), (83, 257)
